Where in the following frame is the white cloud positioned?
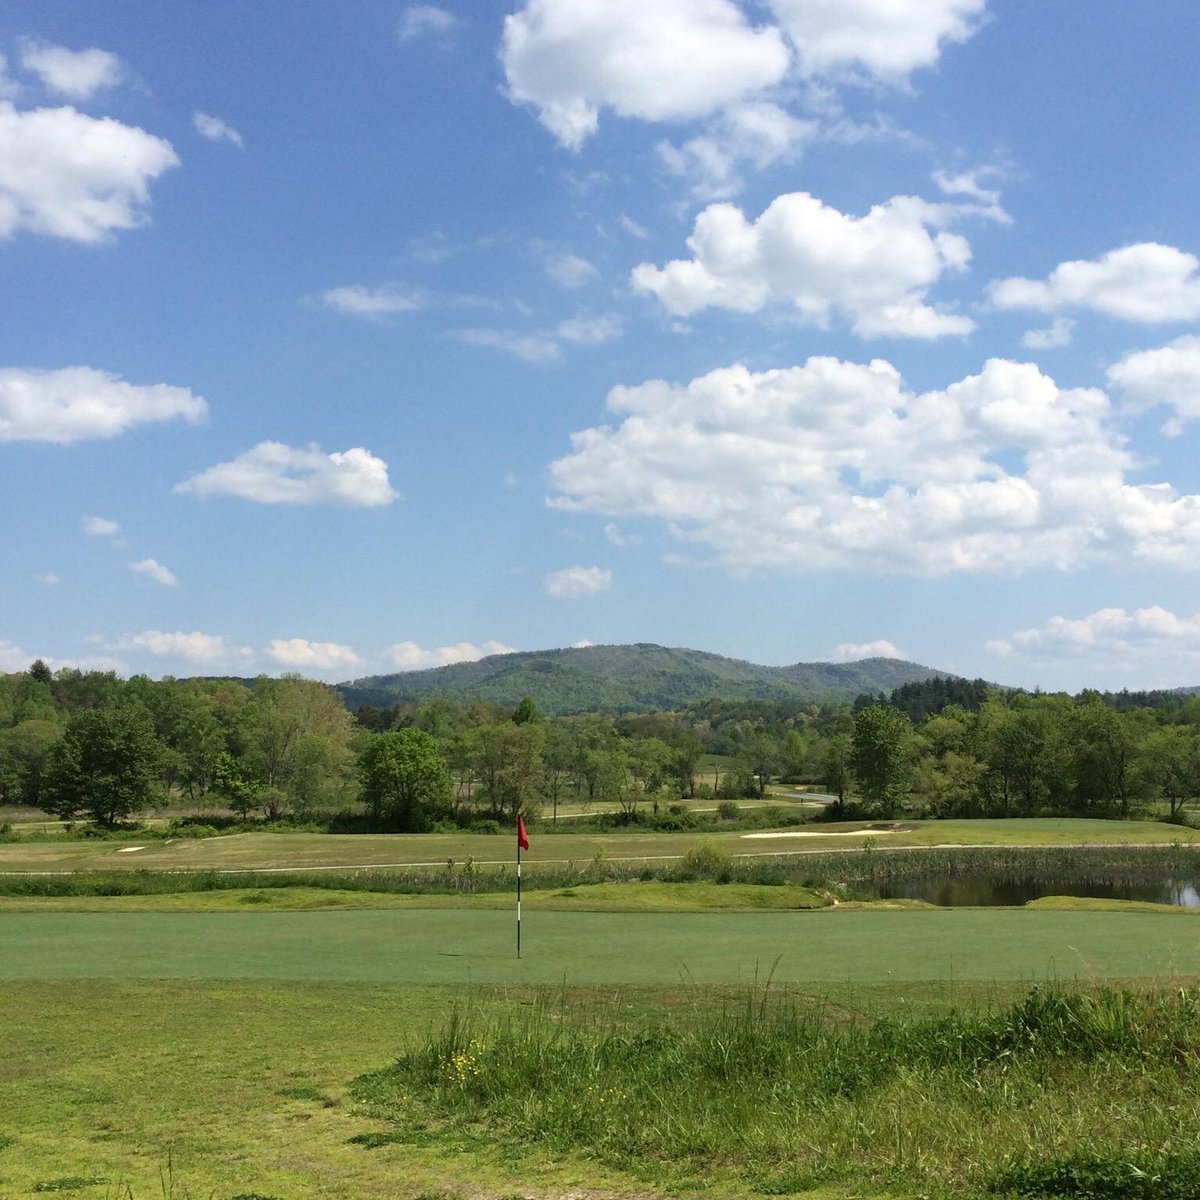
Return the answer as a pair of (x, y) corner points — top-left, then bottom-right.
(658, 102), (816, 200)
(398, 6), (460, 42)
(990, 243), (1200, 324)
(322, 283), (425, 317)
(544, 565), (612, 598)
(989, 607), (1200, 683)
(17, 39), (123, 101)
(1021, 318), (1075, 350)
(604, 522), (641, 547)
(549, 355), (1200, 576)
(833, 639), (905, 661)
(572, 639), (595, 648)
(106, 630), (253, 664)
(39, 572), (60, 586)
(387, 640), (517, 670)
(545, 251), (598, 288)
(1108, 335), (1200, 435)
(268, 639), (362, 671)
(129, 558), (178, 587)
(619, 214), (648, 239)
(458, 328), (561, 362)
(502, 0), (790, 150)
(82, 515), (120, 538)
(458, 315), (621, 361)
(0, 367), (206, 443)
(176, 442), (399, 507)
(556, 315), (622, 345)
(631, 192), (975, 338)
(0, 640), (125, 674)
(0, 101), (177, 242)
(193, 111), (243, 148)
(769, 0), (986, 82)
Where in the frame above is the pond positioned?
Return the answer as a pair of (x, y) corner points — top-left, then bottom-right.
(874, 876), (1200, 907)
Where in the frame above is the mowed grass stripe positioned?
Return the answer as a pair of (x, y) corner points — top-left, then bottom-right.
(4, 908), (1200, 983)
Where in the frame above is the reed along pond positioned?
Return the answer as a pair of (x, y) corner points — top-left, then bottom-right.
(810, 843), (1200, 908)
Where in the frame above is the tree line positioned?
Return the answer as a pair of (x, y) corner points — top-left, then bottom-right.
(4, 660), (1200, 830)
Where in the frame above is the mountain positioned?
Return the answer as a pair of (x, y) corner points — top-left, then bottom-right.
(337, 643), (949, 715)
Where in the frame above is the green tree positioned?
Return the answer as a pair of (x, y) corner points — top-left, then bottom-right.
(358, 729), (452, 830)
(42, 705), (163, 826)
(851, 704), (912, 816)
(0, 719), (62, 807)
(241, 677), (355, 818)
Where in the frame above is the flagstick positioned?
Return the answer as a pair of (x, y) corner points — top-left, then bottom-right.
(516, 831), (522, 960)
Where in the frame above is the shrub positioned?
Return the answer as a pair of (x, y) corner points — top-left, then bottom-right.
(716, 801), (740, 820)
(678, 841), (734, 879)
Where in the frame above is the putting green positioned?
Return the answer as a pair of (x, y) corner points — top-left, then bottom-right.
(4, 907), (1200, 983)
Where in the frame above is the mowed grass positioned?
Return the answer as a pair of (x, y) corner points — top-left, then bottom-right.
(0, 980), (658, 1200)
(1, 816), (1196, 875)
(4, 906), (1200, 983)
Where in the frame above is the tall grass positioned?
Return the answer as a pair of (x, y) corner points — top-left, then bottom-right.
(4, 844), (1200, 900)
(351, 985), (1200, 1196)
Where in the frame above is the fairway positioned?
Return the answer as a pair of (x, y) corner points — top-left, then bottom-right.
(6, 907), (1200, 983)
(1, 817), (1196, 875)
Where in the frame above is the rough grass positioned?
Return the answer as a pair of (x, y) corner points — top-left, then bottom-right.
(354, 985), (1200, 1197)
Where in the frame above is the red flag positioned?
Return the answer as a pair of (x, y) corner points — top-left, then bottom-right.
(517, 813), (529, 851)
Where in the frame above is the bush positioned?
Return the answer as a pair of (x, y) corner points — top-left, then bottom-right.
(717, 801), (740, 820)
(677, 841), (734, 879)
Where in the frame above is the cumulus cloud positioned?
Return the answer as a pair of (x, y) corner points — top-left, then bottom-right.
(1108, 335), (1200, 436)
(0, 101), (178, 242)
(81, 515), (120, 538)
(0, 640), (124, 674)
(398, 5), (460, 42)
(1021, 318), (1075, 350)
(193, 111), (243, 148)
(833, 640), (905, 661)
(0, 367), (206, 443)
(502, 0), (790, 150)
(387, 640), (517, 670)
(659, 101), (817, 200)
(631, 192), (975, 338)
(268, 639), (362, 671)
(129, 558), (178, 587)
(987, 607), (1200, 684)
(17, 39), (123, 100)
(769, 0), (986, 83)
(501, 0), (987, 152)
(989, 243), (1200, 324)
(556, 315), (622, 345)
(105, 630), (252, 664)
(549, 355), (1200, 576)
(176, 442), (399, 507)
(544, 565), (612, 598)
(322, 283), (425, 317)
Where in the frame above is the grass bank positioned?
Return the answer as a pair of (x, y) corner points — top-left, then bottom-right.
(356, 985), (1200, 1198)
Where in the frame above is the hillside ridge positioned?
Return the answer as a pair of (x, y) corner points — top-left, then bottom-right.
(337, 642), (948, 715)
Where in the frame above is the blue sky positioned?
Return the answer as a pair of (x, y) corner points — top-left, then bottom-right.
(4, 0), (1200, 692)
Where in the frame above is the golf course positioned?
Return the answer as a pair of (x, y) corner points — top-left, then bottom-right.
(4, 819), (1200, 1199)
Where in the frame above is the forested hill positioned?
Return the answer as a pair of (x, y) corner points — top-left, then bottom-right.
(338, 644), (947, 715)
